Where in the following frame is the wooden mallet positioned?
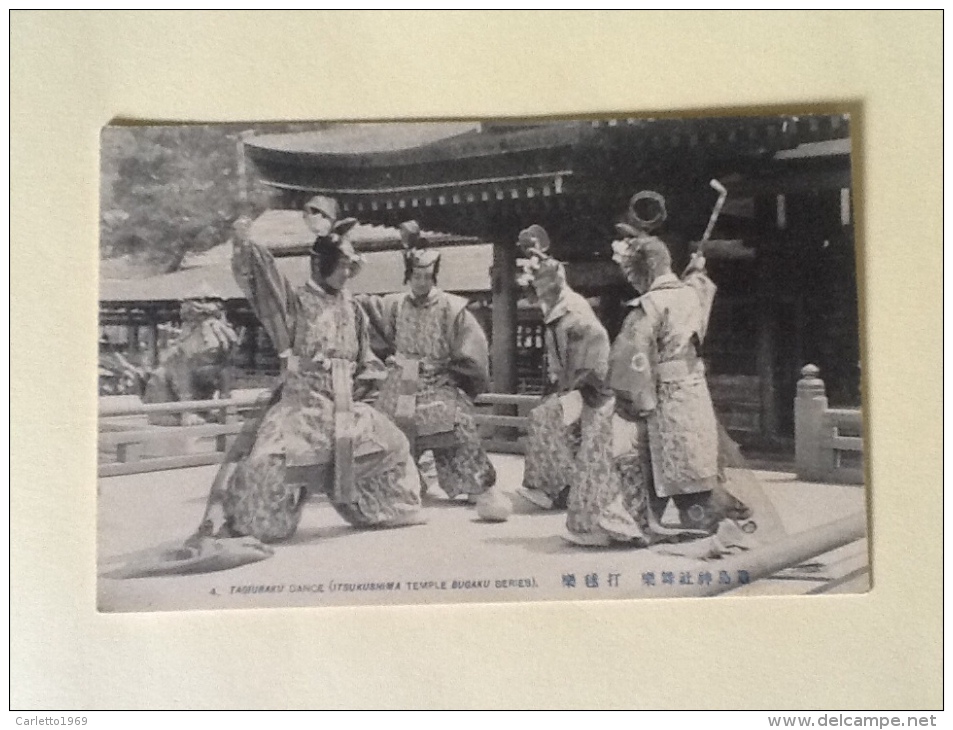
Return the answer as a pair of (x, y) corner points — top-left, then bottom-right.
(699, 178), (728, 253)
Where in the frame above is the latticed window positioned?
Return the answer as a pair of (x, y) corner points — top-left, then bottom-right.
(516, 321), (546, 395)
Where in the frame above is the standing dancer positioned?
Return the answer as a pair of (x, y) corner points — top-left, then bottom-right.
(566, 191), (753, 547)
(515, 225), (612, 511)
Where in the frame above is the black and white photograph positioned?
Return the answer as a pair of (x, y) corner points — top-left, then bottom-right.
(96, 114), (869, 613)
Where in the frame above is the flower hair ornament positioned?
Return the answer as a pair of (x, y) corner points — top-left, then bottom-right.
(400, 220), (441, 284)
(515, 256), (541, 289)
(516, 224), (550, 287)
(530, 256), (566, 291)
(611, 190), (672, 283)
(611, 230), (673, 289)
(515, 225), (566, 294)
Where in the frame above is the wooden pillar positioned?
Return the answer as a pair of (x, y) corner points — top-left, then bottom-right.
(126, 323), (139, 359)
(249, 322), (259, 371)
(150, 324), (159, 366)
(215, 361), (236, 453)
(491, 239), (518, 394)
(143, 311), (158, 368)
(756, 310), (779, 439)
(793, 293), (806, 383)
(755, 196), (780, 441)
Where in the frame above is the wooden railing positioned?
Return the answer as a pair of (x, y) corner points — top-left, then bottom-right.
(102, 368), (867, 488)
(99, 391), (541, 478)
(794, 364), (864, 484)
(651, 511), (868, 598)
(98, 389), (869, 594)
(473, 393), (541, 454)
(99, 391), (271, 478)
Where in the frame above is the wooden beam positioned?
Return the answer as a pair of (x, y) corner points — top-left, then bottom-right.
(730, 165), (852, 198)
(755, 197), (780, 440)
(126, 324), (139, 359)
(756, 301), (778, 439)
(491, 240), (518, 395)
(474, 393), (542, 408)
(472, 414), (527, 430)
(100, 391), (269, 418)
(647, 512), (867, 599)
(100, 421), (246, 449)
(144, 315), (158, 369)
(694, 239), (757, 261)
(100, 452), (224, 478)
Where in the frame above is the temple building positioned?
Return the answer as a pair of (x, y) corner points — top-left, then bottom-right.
(101, 217), (551, 394)
(239, 115), (858, 450)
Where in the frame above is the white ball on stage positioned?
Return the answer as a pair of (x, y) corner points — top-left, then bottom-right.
(476, 489), (512, 522)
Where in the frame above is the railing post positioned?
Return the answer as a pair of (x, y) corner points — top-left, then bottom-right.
(216, 405), (239, 453)
(115, 441), (142, 464)
(795, 364), (832, 481)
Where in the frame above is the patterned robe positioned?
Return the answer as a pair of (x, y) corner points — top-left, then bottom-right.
(608, 271), (719, 497)
(358, 289), (496, 499)
(567, 270), (722, 543)
(222, 240), (422, 542)
(522, 288), (610, 501)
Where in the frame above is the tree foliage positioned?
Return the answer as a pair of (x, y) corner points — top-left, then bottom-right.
(100, 123), (325, 274)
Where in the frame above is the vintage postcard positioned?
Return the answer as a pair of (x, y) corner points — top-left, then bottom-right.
(97, 114), (869, 612)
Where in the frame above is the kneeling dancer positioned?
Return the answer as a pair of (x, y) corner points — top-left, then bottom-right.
(202, 197), (424, 542)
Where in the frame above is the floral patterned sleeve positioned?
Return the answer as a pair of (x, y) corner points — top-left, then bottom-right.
(682, 270), (717, 344)
(566, 314), (612, 405)
(351, 301), (387, 390)
(449, 307), (491, 399)
(608, 304), (658, 414)
(231, 238), (299, 355)
(353, 293), (399, 361)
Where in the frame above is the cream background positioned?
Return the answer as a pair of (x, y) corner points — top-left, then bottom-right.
(11, 11), (941, 709)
